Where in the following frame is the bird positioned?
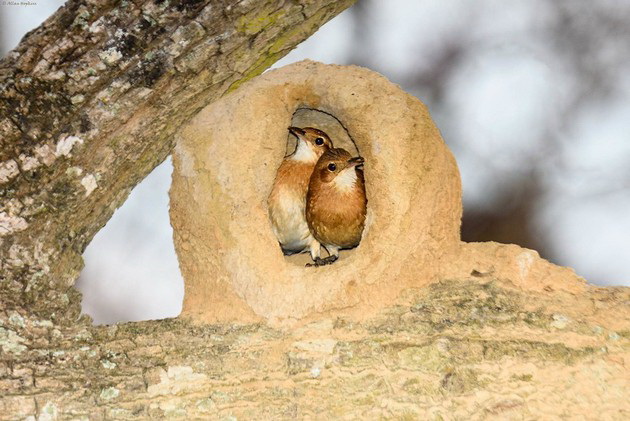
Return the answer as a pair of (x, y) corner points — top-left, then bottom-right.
(268, 126), (334, 260)
(305, 147), (367, 266)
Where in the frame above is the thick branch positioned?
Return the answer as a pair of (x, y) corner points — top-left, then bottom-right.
(0, 0), (355, 322)
(0, 279), (628, 419)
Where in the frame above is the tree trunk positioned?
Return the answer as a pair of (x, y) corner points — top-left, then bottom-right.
(1, 1), (629, 419)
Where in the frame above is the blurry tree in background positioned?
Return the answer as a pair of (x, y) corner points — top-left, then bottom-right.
(340, 0), (630, 281)
(2, 0), (628, 324)
(0, 8), (4, 55)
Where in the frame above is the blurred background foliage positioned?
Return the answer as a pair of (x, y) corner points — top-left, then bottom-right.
(2, 0), (629, 324)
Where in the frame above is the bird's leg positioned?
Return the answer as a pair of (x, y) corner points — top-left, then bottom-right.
(305, 238), (327, 267)
(308, 238), (321, 261)
(324, 245), (339, 260)
(306, 245), (338, 267)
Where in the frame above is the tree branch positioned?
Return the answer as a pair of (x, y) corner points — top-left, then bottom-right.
(0, 0), (355, 322)
(1, 279), (628, 418)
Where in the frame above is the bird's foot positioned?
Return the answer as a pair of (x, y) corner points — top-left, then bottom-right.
(305, 255), (338, 267)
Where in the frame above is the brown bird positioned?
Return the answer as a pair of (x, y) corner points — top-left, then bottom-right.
(268, 126), (333, 259)
(306, 148), (367, 266)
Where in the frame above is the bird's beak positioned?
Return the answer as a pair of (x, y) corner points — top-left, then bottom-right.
(347, 156), (365, 168)
(288, 126), (306, 137)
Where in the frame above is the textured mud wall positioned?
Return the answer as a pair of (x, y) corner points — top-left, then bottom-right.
(170, 61), (589, 326)
(170, 60), (463, 325)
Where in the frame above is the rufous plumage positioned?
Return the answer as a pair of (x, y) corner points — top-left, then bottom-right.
(305, 148), (367, 266)
(268, 126), (333, 259)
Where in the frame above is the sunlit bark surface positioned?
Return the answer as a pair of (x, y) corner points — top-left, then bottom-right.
(1, 279), (628, 419)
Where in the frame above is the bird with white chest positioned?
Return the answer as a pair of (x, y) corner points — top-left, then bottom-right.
(268, 126), (333, 260)
(306, 147), (367, 266)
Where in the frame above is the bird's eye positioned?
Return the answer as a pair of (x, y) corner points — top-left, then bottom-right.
(327, 163), (337, 171)
(315, 137), (324, 146)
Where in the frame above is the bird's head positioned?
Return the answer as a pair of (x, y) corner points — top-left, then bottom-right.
(312, 148), (364, 191)
(288, 126), (333, 161)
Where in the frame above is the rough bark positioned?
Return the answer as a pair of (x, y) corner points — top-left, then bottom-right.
(0, 0), (355, 322)
(1, 278), (628, 419)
